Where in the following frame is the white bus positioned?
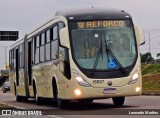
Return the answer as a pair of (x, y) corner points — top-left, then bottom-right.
(9, 8), (144, 108)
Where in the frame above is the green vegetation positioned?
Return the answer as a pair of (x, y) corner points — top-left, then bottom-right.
(141, 52), (154, 64)
(142, 63), (160, 94)
(142, 63), (160, 75)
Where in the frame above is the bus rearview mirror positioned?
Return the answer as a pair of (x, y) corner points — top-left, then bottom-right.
(59, 27), (70, 48)
(134, 25), (145, 46)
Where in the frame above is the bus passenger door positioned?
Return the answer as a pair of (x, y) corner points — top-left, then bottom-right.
(28, 41), (32, 85)
(15, 48), (19, 86)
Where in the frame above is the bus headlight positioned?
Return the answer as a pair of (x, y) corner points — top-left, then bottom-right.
(129, 73), (139, 84)
(75, 76), (90, 87)
(128, 67), (141, 85)
(72, 70), (90, 87)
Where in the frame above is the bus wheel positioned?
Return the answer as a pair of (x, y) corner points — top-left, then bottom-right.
(16, 93), (22, 102)
(78, 99), (93, 103)
(22, 97), (28, 102)
(33, 84), (41, 105)
(112, 97), (125, 106)
(57, 98), (69, 109)
(35, 92), (41, 105)
(86, 99), (93, 103)
(15, 85), (22, 102)
(52, 79), (58, 100)
(52, 79), (68, 108)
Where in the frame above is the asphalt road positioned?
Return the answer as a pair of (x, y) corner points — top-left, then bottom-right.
(0, 91), (160, 118)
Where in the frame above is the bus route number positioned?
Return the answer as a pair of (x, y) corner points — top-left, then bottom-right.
(93, 80), (104, 84)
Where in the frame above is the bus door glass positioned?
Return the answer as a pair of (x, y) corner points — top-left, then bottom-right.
(15, 48), (19, 86)
(28, 41), (32, 85)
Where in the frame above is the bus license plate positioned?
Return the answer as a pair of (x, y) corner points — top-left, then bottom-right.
(104, 88), (116, 94)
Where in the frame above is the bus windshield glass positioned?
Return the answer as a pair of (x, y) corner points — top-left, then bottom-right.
(69, 20), (137, 70)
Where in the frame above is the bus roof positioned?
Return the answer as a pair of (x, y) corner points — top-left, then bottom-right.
(55, 8), (132, 21)
(10, 8), (132, 50)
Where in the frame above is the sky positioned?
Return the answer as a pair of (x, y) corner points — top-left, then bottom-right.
(0, 0), (160, 69)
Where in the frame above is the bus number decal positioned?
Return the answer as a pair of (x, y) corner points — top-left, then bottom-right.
(93, 80), (104, 84)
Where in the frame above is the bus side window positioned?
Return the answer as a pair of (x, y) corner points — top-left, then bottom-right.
(51, 25), (58, 60)
(40, 33), (45, 62)
(13, 49), (16, 69)
(45, 30), (51, 61)
(19, 44), (23, 69)
(32, 39), (35, 64)
(9, 50), (13, 70)
(13, 49), (15, 70)
(35, 36), (40, 64)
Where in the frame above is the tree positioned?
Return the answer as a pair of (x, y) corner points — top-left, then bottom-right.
(157, 53), (160, 58)
(141, 52), (154, 63)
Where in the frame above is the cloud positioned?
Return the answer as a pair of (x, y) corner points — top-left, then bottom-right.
(0, 0), (160, 68)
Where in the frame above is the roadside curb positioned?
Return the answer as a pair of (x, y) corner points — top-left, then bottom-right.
(142, 93), (160, 96)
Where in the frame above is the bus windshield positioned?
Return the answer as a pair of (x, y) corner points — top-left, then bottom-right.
(69, 20), (137, 70)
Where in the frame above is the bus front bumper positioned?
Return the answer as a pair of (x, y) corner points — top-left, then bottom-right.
(63, 83), (142, 100)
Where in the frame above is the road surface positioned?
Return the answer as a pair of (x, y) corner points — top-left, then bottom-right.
(0, 91), (160, 118)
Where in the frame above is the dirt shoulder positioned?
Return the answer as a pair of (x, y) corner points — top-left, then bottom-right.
(0, 102), (15, 109)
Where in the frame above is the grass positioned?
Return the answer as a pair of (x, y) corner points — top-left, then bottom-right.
(142, 63), (160, 94)
(142, 63), (160, 75)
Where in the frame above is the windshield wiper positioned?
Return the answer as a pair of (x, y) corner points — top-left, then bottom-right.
(104, 39), (126, 74)
(92, 37), (103, 75)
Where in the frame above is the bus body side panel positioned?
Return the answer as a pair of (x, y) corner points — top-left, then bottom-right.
(51, 63), (68, 99)
(32, 65), (44, 97)
(32, 63), (53, 98)
(32, 62), (67, 99)
(17, 69), (26, 96)
(10, 70), (27, 97)
(28, 85), (34, 97)
(9, 71), (16, 95)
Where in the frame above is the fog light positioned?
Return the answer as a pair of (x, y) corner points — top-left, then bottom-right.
(135, 87), (141, 92)
(74, 89), (81, 96)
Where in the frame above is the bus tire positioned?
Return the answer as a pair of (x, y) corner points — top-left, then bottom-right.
(14, 83), (22, 102)
(78, 99), (93, 103)
(22, 97), (28, 102)
(52, 78), (68, 108)
(16, 94), (22, 102)
(35, 92), (41, 105)
(86, 99), (93, 103)
(33, 82), (41, 105)
(112, 97), (125, 106)
(52, 78), (58, 100)
(57, 98), (69, 109)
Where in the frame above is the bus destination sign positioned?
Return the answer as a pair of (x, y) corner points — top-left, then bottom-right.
(77, 20), (125, 29)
